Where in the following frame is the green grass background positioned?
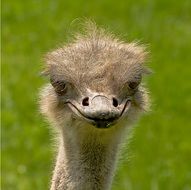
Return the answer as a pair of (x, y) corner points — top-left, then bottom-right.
(2, 0), (191, 189)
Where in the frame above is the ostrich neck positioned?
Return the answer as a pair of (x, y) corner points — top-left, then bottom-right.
(50, 123), (125, 190)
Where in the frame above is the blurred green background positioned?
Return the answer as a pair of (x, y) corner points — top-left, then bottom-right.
(2, 0), (191, 189)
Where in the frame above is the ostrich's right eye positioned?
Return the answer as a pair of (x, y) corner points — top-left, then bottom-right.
(50, 79), (67, 96)
(128, 81), (139, 90)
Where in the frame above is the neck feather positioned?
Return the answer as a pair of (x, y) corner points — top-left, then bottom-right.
(50, 122), (126, 190)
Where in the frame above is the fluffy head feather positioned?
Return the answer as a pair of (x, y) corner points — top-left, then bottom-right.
(44, 22), (149, 93)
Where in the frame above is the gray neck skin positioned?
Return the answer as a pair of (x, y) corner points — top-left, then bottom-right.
(50, 123), (125, 190)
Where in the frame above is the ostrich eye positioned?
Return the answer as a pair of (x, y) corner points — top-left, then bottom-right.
(128, 81), (139, 90)
(50, 79), (67, 96)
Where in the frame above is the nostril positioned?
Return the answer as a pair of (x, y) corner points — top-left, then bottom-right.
(112, 98), (118, 107)
(82, 97), (89, 106)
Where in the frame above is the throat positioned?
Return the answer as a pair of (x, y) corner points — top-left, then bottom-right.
(51, 124), (124, 190)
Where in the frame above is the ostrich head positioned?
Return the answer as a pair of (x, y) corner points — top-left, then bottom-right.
(40, 23), (150, 130)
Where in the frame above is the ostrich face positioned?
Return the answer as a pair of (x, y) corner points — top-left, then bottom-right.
(49, 68), (143, 129)
(50, 80), (133, 129)
(40, 27), (150, 129)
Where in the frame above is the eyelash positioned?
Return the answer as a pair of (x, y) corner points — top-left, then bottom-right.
(50, 79), (67, 96)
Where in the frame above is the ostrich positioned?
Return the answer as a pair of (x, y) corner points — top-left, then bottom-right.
(40, 22), (150, 190)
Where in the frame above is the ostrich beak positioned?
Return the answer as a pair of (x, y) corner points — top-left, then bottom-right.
(67, 95), (131, 128)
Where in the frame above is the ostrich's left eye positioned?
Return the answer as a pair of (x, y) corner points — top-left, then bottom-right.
(50, 79), (67, 96)
(128, 81), (140, 90)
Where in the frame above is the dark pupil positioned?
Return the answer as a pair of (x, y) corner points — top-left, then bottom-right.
(129, 82), (138, 89)
(58, 83), (65, 91)
(52, 81), (66, 95)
